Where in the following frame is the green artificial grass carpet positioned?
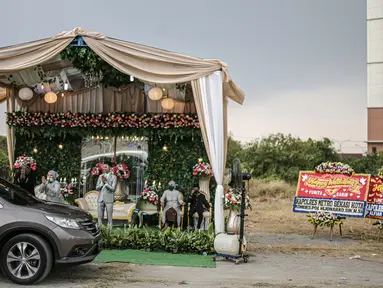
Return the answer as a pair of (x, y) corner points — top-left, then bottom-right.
(94, 249), (216, 268)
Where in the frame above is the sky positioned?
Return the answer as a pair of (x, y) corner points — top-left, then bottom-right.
(0, 0), (367, 153)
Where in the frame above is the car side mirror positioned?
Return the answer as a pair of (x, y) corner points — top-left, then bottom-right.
(0, 203), (3, 208)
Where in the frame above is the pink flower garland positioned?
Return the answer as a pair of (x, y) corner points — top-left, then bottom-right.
(6, 112), (200, 129)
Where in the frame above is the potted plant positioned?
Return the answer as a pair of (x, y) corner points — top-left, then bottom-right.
(139, 186), (159, 211)
(224, 187), (251, 234)
(60, 179), (77, 206)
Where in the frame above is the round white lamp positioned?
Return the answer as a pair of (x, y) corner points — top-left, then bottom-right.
(18, 87), (34, 101)
(148, 87), (163, 101)
(161, 97), (175, 110)
(44, 92), (57, 104)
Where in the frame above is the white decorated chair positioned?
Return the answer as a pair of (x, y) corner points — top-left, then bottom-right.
(137, 200), (160, 227)
(75, 191), (136, 224)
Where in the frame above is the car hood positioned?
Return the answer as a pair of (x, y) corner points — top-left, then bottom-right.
(21, 202), (93, 220)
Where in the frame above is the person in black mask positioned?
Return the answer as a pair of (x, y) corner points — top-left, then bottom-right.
(14, 166), (36, 195)
(188, 184), (210, 230)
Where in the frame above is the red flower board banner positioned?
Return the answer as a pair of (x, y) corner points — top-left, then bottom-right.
(365, 176), (383, 220)
(293, 171), (370, 218)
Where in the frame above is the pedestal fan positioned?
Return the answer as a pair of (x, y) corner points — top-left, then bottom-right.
(212, 158), (250, 264)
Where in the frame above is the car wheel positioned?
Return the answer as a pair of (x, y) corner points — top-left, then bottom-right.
(0, 234), (53, 285)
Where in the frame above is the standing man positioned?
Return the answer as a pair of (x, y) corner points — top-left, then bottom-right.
(96, 163), (117, 230)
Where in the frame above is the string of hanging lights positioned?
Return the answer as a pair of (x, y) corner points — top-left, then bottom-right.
(18, 79), (71, 104)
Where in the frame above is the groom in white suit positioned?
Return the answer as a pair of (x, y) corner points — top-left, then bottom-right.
(96, 163), (117, 230)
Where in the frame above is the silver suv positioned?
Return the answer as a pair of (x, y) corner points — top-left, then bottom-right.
(0, 178), (101, 285)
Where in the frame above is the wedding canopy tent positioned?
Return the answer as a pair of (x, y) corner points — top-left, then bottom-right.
(0, 27), (245, 233)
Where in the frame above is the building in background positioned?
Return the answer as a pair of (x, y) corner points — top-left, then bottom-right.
(367, 0), (383, 153)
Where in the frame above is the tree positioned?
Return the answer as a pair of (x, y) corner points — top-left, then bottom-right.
(226, 133), (243, 168)
(239, 133), (340, 183)
(343, 153), (383, 175)
(225, 132), (383, 183)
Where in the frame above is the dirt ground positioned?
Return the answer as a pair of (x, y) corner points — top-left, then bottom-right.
(246, 198), (383, 258)
(1, 251), (383, 288)
(1, 197), (382, 287)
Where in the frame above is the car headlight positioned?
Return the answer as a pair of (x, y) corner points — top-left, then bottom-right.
(45, 215), (80, 229)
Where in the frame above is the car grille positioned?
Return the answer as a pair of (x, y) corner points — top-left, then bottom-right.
(79, 220), (100, 237)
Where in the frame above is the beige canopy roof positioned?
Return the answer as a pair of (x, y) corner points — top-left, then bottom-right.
(0, 27), (244, 104)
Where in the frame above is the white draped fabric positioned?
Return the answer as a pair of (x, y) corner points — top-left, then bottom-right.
(194, 71), (226, 234)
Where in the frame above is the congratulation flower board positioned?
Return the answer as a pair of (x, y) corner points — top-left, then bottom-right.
(365, 176), (383, 220)
(293, 171), (370, 218)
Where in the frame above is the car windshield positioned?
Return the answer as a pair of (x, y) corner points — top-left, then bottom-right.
(0, 178), (42, 206)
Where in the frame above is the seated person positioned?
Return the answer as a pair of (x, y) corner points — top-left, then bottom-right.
(188, 185), (210, 230)
(160, 180), (184, 229)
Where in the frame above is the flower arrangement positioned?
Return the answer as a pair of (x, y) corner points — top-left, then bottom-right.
(6, 111), (200, 129)
(139, 187), (159, 205)
(307, 211), (345, 227)
(112, 162), (131, 180)
(91, 162), (104, 176)
(91, 162), (130, 180)
(60, 183), (74, 197)
(192, 162), (213, 177)
(315, 162), (354, 176)
(60, 179), (77, 206)
(373, 220), (383, 230)
(224, 188), (251, 211)
(13, 156), (37, 171)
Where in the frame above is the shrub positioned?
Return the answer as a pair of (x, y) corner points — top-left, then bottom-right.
(249, 179), (296, 199)
(100, 225), (215, 254)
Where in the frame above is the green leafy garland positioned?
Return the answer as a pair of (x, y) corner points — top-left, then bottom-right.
(60, 45), (192, 93)
(60, 46), (141, 89)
